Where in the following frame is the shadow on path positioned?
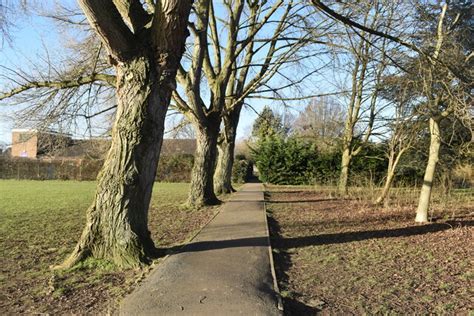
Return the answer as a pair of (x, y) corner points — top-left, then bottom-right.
(267, 199), (339, 204)
(151, 219), (472, 260)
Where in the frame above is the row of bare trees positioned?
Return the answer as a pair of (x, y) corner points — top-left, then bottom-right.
(310, 0), (472, 222)
(0, 0), (471, 268)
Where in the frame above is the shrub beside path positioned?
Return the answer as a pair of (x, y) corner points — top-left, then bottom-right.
(120, 182), (282, 315)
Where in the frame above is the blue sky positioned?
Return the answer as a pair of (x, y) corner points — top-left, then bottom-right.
(0, 2), (341, 146)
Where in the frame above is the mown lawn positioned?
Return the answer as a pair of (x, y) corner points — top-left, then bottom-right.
(0, 180), (218, 314)
(265, 185), (473, 315)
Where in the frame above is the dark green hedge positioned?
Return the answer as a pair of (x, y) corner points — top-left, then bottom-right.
(252, 136), (319, 185)
(232, 155), (253, 183)
(252, 136), (388, 185)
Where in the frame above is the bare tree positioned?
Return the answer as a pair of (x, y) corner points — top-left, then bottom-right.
(312, 0), (473, 220)
(59, 0), (191, 267)
(413, 2), (472, 222)
(212, 1), (330, 195)
(375, 83), (419, 206)
(327, 1), (394, 195)
(173, 0), (317, 205)
(293, 96), (346, 150)
(1, 0), (193, 268)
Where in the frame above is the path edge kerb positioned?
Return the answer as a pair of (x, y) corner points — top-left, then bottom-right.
(261, 183), (284, 312)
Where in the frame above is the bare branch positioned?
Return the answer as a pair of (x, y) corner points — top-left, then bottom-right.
(0, 73), (116, 100)
(77, 0), (136, 62)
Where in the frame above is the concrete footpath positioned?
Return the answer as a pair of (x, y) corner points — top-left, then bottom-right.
(120, 183), (282, 315)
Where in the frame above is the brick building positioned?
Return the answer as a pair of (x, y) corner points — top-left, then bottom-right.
(11, 129), (196, 159)
(11, 129), (73, 158)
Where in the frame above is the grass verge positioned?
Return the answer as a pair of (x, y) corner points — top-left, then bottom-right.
(0, 180), (219, 314)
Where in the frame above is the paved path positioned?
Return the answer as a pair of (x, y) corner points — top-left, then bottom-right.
(120, 183), (282, 315)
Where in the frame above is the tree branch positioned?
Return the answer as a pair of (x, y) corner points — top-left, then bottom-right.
(78, 0), (136, 62)
(112, 0), (151, 33)
(0, 73), (116, 101)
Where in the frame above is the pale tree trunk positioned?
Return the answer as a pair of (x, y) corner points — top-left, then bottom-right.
(375, 161), (396, 206)
(375, 149), (405, 206)
(415, 3), (447, 223)
(188, 115), (221, 207)
(338, 146), (351, 195)
(375, 155), (396, 206)
(214, 106), (241, 194)
(416, 118), (441, 223)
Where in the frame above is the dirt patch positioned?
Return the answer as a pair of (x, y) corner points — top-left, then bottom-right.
(266, 186), (473, 314)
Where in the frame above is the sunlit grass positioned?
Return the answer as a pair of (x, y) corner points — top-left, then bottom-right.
(0, 180), (216, 314)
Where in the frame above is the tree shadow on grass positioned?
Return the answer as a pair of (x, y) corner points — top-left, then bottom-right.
(266, 212), (473, 315)
(267, 214), (320, 315)
(278, 220), (473, 249)
(152, 219), (473, 258)
(267, 199), (340, 204)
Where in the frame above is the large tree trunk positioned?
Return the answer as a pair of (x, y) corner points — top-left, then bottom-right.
(415, 118), (441, 223)
(338, 146), (351, 195)
(56, 1), (192, 268)
(61, 56), (168, 268)
(214, 107), (241, 194)
(214, 135), (236, 194)
(188, 117), (221, 207)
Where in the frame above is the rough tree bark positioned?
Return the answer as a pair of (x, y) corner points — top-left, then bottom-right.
(59, 0), (192, 268)
(415, 117), (441, 223)
(214, 105), (242, 194)
(214, 136), (235, 194)
(188, 112), (221, 207)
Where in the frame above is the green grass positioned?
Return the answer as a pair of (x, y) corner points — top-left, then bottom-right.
(0, 180), (216, 314)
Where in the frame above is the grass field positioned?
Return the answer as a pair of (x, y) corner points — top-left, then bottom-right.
(265, 185), (473, 315)
(0, 180), (218, 314)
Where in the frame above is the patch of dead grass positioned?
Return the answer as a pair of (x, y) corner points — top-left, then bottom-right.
(266, 186), (473, 315)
